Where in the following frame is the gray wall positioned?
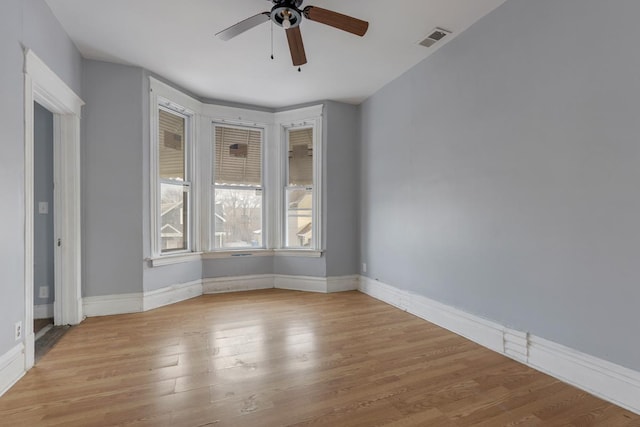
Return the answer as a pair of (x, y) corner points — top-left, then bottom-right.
(203, 257), (274, 279)
(144, 262), (203, 290)
(33, 103), (55, 307)
(0, 0), (82, 355)
(324, 101), (360, 276)
(22, 0), (83, 96)
(82, 60), (144, 297)
(199, 100), (359, 281)
(360, 0), (640, 371)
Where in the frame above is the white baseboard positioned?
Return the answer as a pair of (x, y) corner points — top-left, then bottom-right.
(34, 304), (53, 319)
(143, 280), (202, 311)
(358, 276), (640, 415)
(83, 275), (356, 317)
(203, 275), (274, 294)
(203, 274), (358, 295)
(528, 335), (640, 415)
(274, 275), (327, 293)
(0, 343), (25, 397)
(83, 293), (143, 317)
(327, 275), (359, 293)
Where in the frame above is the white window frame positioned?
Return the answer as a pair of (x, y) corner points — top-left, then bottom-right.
(211, 122), (267, 251)
(149, 78), (201, 260)
(275, 106), (323, 251)
(200, 104), (274, 254)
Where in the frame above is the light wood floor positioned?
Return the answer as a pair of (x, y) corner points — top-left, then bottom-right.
(1, 290), (638, 426)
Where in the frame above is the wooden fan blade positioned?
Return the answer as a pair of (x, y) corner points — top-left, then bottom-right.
(216, 12), (270, 41)
(303, 6), (368, 37)
(286, 26), (307, 66)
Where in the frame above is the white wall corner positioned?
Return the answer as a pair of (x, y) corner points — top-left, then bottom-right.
(359, 276), (407, 310)
(203, 275), (275, 294)
(143, 280), (203, 312)
(327, 275), (359, 293)
(34, 304), (54, 319)
(0, 343), (26, 397)
(274, 275), (327, 293)
(358, 275), (640, 415)
(83, 293), (143, 317)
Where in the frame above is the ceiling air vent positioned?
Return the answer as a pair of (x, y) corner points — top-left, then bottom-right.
(419, 28), (452, 48)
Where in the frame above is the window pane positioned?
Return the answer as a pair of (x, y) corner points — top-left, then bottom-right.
(288, 128), (313, 186)
(286, 188), (312, 248)
(215, 126), (262, 185)
(159, 109), (185, 181)
(161, 182), (188, 252)
(214, 188), (263, 249)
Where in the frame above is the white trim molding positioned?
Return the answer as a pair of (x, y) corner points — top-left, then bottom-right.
(203, 274), (357, 294)
(84, 274), (365, 315)
(83, 293), (143, 317)
(143, 280), (203, 311)
(83, 275), (357, 317)
(147, 252), (203, 267)
(0, 344), (25, 397)
(203, 275), (275, 294)
(83, 280), (203, 317)
(358, 276), (640, 415)
(24, 49), (84, 373)
(34, 304), (54, 319)
(327, 275), (359, 293)
(274, 275), (327, 293)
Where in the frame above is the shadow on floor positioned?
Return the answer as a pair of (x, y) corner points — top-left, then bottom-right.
(35, 325), (71, 363)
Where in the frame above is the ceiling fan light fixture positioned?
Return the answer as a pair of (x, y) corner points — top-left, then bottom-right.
(282, 11), (292, 29)
(271, 6), (301, 29)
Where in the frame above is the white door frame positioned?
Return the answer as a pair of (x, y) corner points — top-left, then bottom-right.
(24, 49), (84, 369)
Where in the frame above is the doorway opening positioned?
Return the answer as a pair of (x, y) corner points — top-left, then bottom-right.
(33, 102), (55, 341)
(24, 49), (84, 369)
(32, 102), (73, 362)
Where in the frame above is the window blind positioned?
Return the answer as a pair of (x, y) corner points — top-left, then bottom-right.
(214, 126), (262, 186)
(288, 128), (313, 186)
(159, 109), (185, 181)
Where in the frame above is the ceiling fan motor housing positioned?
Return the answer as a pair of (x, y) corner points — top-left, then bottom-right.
(271, 0), (304, 28)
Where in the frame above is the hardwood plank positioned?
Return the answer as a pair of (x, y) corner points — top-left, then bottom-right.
(0, 289), (637, 426)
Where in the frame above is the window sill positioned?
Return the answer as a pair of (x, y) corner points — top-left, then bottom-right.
(147, 249), (324, 264)
(272, 249), (323, 258)
(203, 250), (273, 259)
(147, 252), (203, 267)
(202, 249), (324, 259)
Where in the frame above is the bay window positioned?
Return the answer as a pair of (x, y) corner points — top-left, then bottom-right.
(149, 75), (323, 261)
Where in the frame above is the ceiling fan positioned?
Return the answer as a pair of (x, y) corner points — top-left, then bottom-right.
(215, 0), (369, 67)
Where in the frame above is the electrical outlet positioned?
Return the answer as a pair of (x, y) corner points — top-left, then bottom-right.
(15, 321), (22, 341)
(362, 262), (367, 273)
(39, 286), (49, 299)
(38, 201), (49, 214)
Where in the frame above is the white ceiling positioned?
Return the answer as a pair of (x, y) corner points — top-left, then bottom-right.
(45, 0), (507, 108)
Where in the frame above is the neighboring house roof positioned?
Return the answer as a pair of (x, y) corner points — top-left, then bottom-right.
(161, 223), (182, 237)
(161, 201), (182, 217)
(297, 222), (312, 237)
